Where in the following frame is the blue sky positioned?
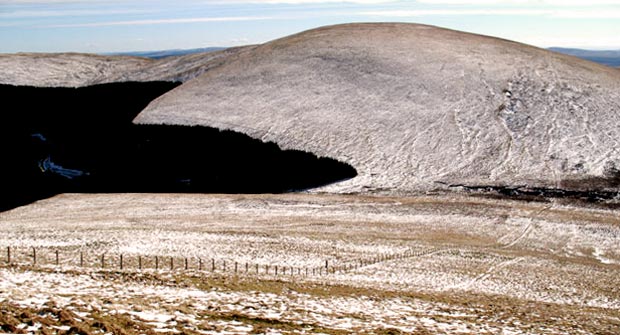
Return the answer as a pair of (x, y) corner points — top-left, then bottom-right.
(1, 0), (619, 53)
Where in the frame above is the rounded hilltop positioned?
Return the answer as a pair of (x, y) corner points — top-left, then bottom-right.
(136, 22), (620, 196)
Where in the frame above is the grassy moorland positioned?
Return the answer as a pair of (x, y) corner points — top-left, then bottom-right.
(0, 193), (618, 334)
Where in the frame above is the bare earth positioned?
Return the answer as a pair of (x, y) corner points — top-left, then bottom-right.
(0, 193), (619, 334)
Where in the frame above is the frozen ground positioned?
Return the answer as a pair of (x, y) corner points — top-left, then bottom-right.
(0, 193), (619, 334)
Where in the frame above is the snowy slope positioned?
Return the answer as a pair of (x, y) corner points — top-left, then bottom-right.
(135, 23), (620, 195)
(0, 46), (254, 87)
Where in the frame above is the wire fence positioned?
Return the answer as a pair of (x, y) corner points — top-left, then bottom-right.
(1, 246), (438, 277)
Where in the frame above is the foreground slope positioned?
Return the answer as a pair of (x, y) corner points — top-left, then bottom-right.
(136, 23), (620, 195)
(1, 193), (618, 334)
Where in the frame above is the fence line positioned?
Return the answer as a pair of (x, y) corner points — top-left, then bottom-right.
(1, 246), (438, 278)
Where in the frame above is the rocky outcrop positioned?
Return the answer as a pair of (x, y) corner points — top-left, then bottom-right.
(135, 23), (620, 195)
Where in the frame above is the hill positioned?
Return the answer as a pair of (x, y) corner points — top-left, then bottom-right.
(136, 23), (620, 197)
(0, 82), (355, 211)
(0, 46), (254, 87)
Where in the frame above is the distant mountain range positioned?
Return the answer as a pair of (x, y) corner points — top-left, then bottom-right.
(549, 48), (620, 67)
(107, 47), (226, 59)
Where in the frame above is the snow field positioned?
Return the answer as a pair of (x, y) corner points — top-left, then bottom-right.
(0, 267), (577, 334)
(0, 193), (619, 333)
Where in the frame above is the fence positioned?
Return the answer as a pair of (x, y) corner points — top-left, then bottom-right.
(1, 246), (438, 277)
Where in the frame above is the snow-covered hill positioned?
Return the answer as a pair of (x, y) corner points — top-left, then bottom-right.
(0, 46), (254, 87)
(135, 23), (620, 195)
(2, 22), (619, 196)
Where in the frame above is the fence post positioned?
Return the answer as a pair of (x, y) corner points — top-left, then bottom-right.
(80, 252), (83, 267)
(101, 253), (105, 269)
(199, 258), (203, 271)
(6, 247), (10, 265)
(170, 257), (174, 271)
(256, 264), (259, 274)
(32, 247), (36, 265)
(211, 259), (215, 272)
(275, 265), (278, 275)
(234, 262), (238, 274)
(245, 262), (248, 273)
(55, 250), (59, 266)
(120, 254), (124, 270)
(325, 260), (328, 270)
(139, 256), (142, 270)
(185, 258), (188, 270)
(223, 260), (226, 272)
(155, 256), (159, 270)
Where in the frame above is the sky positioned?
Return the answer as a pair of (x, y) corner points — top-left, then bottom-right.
(1, 0), (619, 53)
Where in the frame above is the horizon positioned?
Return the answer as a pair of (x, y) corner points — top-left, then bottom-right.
(1, 1), (620, 54)
(112, 43), (619, 57)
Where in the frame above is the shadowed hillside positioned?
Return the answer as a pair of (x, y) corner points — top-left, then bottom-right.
(0, 83), (356, 211)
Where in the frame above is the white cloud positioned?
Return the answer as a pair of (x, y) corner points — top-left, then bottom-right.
(214, 0), (394, 2)
(230, 37), (250, 44)
(0, 0), (91, 3)
(42, 16), (273, 28)
(361, 9), (549, 16)
(1, 0), (395, 3)
(552, 9), (620, 19)
(0, 9), (152, 18)
(360, 8), (620, 19)
(417, 0), (619, 5)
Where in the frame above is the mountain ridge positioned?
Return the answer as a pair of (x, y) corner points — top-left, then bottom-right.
(105, 47), (227, 59)
(549, 47), (620, 68)
(0, 46), (255, 87)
